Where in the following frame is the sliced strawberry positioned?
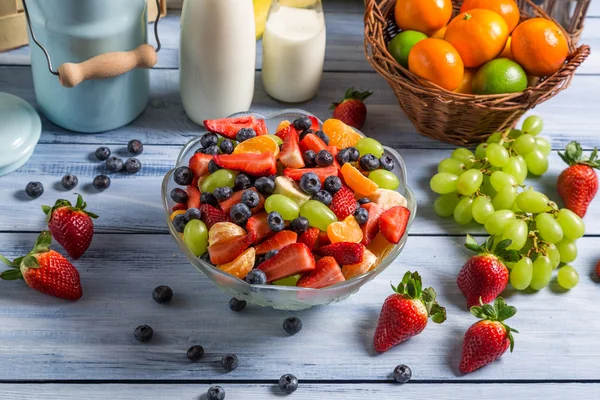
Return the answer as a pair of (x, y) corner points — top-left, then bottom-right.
(327, 145), (340, 160)
(200, 204), (231, 229)
(186, 185), (201, 209)
(203, 116), (267, 139)
(317, 231), (331, 248)
(258, 243), (316, 282)
(254, 118), (269, 136)
(318, 242), (365, 265)
(309, 115), (320, 132)
(298, 227), (320, 250)
(208, 231), (255, 265)
(255, 230), (298, 255)
(188, 153), (213, 178)
(360, 202), (384, 245)
(275, 124), (298, 141)
(300, 134), (340, 169)
(279, 129), (305, 169)
(246, 212), (275, 244)
(214, 153), (277, 177)
(284, 166), (338, 184)
(173, 203), (187, 212)
(297, 256), (345, 289)
(379, 206), (411, 244)
(220, 188), (265, 215)
(329, 185), (358, 220)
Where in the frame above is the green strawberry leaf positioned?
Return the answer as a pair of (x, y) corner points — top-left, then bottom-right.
(0, 269), (22, 280)
(20, 255), (40, 270)
(421, 287), (436, 303)
(470, 305), (487, 319)
(429, 303), (447, 324)
(464, 234), (483, 253)
(32, 231), (52, 254)
(406, 279), (417, 299)
(0, 254), (14, 267)
(494, 239), (512, 253)
(482, 303), (496, 318)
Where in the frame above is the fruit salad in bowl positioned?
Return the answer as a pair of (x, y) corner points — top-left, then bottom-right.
(161, 109), (416, 310)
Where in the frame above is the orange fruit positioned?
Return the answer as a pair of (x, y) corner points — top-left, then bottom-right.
(444, 9), (509, 68)
(408, 38), (464, 91)
(323, 118), (362, 149)
(342, 248), (378, 280)
(455, 68), (477, 94)
(511, 18), (569, 77)
(366, 233), (394, 259)
(277, 120), (291, 132)
(500, 36), (512, 59)
(430, 25), (447, 39)
(327, 215), (364, 244)
(170, 210), (186, 221)
(233, 135), (280, 157)
(395, 0), (453, 36)
(208, 222), (246, 246)
(460, 0), (521, 33)
(341, 163), (379, 196)
(218, 247), (255, 279)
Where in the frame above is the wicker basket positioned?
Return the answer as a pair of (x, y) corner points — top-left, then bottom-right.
(364, 0), (591, 145)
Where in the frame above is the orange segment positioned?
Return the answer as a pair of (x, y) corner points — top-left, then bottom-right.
(218, 247), (255, 279)
(277, 120), (291, 133)
(327, 215), (364, 244)
(170, 210), (186, 221)
(367, 233), (394, 259)
(342, 248), (378, 280)
(323, 119), (362, 149)
(208, 222), (246, 246)
(233, 135), (280, 157)
(341, 163), (379, 196)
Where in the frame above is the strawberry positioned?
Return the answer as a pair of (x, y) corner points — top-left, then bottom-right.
(220, 188), (265, 215)
(309, 115), (320, 132)
(279, 128), (305, 169)
(275, 124), (298, 141)
(330, 87), (373, 129)
(173, 203), (187, 212)
(298, 227), (320, 250)
(246, 212), (275, 244)
(0, 231), (82, 301)
(318, 242), (364, 265)
(203, 116), (268, 139)
(214, 153), (277, 177)
(284, 166), (338, 184)
(460, 297), (518, 374)
(208, 231), (255, 265)
(186, 185), (201, 209)
(258, 243), (316, 282)
(200, 204), (230, 229)
(189, 153), (213, 178)
(255, 230), (298, 255)
(374, 271), (446, 353)
(42, 194), (98, 260)
(299, 134), (340, 169)
(317, 231), (331, 248)
(360, 202), (384, 245)
(329, 185), (358, 220)
(378, 206), (411, 244)
(557, 141), (599, 218)
(297, 256), (345, 289)
(457, 235), (517, 309)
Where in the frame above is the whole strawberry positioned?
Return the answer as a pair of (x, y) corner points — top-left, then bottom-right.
(460, 297), (518, 374)
(0, 231), (82, 300)
(374, 271), (446, 353)
(557, 141), (599, 218)
(330, 87), (373, 129)
(42, 194), (98, 259)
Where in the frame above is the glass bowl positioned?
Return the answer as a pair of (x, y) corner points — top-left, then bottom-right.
(161, 109), (416, 310)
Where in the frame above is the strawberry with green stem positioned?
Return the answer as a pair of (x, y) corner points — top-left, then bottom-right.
(331, 87), (373, 130)
(557, 141), (599, 218)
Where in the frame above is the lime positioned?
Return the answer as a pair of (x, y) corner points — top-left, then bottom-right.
(388, 30), (428, 68)
(472, 58), (527, 95)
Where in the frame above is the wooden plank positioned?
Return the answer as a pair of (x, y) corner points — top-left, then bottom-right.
(0, 232), (598, 380)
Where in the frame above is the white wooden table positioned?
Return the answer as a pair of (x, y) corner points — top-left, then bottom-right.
(0, 2), (599, 398)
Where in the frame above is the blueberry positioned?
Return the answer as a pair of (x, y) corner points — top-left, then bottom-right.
(61, 174), (78, 190)
(255, 177), (275, 195)
(354, 207), (369, 224)
(202, 145), (220, 156)
(134, 325), (153, 343)
(241, 190), (260, 208)
(347, 147), (360, 162)
(219, 138), (234, 154)
(315, 130), (330, 145)
(336, 148), (350, 166)
(25, 181), (44, 199)
(299, 129), (313, 141)
(173, 166), (194, 186)
(358, 197), (371, 205)
(279, 374), (299, 394)
(236, 127), (256, 142)
(200, 132), (218, 148)
(201, 192), (219, 208)
(303, 150), (317, 167)
(299, 172), (321, 195)
(323, 176), (342, 194)
(200, 252), (214, 265)
(127, 139), (144, 155)
(228, 298), (246, 312)
(93, 175), (111, 191)
(290, 217), (309, 233)
(313, 190), (333, 205)
(186, 345), (204, 362)
(152, 285), (173, 304)
(221, 353), (239, 372)
(125, 158), (142, 174)
(283, 316), (302, 335)
(245, 269), (267, 285)
(315, 150), (334, 167)
(214, 187), (233, 202)
(208, 159), (220, 173)
(207, 386), (226, 400)
(230, 203), (252, 225)
(254, 254), (266, 268)
(393, 364), (412, 383)
(379, 155), (394, 171)
(264, 249), (279, 260)
(95, 146), (111, 161)
(234, 173), (253, 191)
(293, 116), (312, 131)
(106, 156), (124, 172)
(170, 188), (188, 204)
(267, 211), (284, 232)
(173, 214), (187, 233)
(185, 208), (202, 221)
(359, 154), (380, 171)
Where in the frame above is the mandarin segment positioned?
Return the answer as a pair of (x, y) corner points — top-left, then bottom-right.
(233, 135), (280, 156)
(341, 163), (379, 196)
(208, 222), (247, 246)
(323, 118), (362, 149)
(218, 247), (255, 279)
(342, 248), (378, 280)
(327, 215), (364, 244)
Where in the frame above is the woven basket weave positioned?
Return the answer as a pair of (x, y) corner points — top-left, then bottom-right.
(364, 0), (591, 145)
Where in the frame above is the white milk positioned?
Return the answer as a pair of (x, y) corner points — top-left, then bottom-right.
(180, 0), (256, 124)
(262, 6), (326, 103)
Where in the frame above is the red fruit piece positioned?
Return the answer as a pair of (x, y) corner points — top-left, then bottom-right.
(329, 186), (358, 220)
(557, 141), (599, 218)
(360, 202), (383, 245)
(208, 231), (256, 265)
(188, 153), (213, 178)
(331, 87), (372, 130)
(378, 206), (411, 244)
(246, 212), (275, 244)
(203, 116), (268, 139)
(220, 188), (265, 215)
(214, 153), (277, 177)
(318, 242), (365, 265)
(309, 115), (320, 132)
(327, 145), (340, 160)
(298, 227), (320, 250)
(258, 243), (316, 282)
(200, 204), (231, 229)
(173, 203), (187, 212)
(255, 230), (298, 255)
(297, 256), (345, 289)
(275, 124), (298, 141)
(186, 185), (201, 209)
(300, 134), (340, 169)
(596, 260), (600, 278)
(317, 231), (331, 248)
(279, 129), (305, 169)
(284, 166), (338, 184)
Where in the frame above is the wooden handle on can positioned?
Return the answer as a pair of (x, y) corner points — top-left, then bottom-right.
(57, 44), (158, 88)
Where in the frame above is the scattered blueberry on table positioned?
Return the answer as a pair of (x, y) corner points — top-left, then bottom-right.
(228, 298), (246, 312)
(106, 156), (124, 172)
(61, 174), (78, 190)
(283, 317), (302, 336)
(152, 285), (173, 304)
(207, 386), (225, 400)
(393, 364), (412, 383)
(127, 139), (144, 155)
(279, 373), (299, 394)
(95, 146), (111, 161)
(93, 175), (111, 191)
(25, 181), (44, 198)
(221, 354), (238, 372)
(134, 325), (154, 343)
(186, 345), (204, 362)
(125, 158), (141, 174)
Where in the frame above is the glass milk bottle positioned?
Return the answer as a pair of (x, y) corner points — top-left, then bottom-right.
(262, 0), (326, 103)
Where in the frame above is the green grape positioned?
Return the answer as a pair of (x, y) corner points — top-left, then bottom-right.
(545, 243), (561, 269)
(430, 172), (459, 194)
(490, 171), (517, 192)
(438, 158), (465, 175)
(267, 134), (283, 145)
(183, 219), (209, 257)
(556, 209), (585, 239)
(369, 170), (400, 190)
(451, 148), (475, 167)
(492, 186), (517, 210)
(434, 193), (461, 218)
(509, 129), (523, 139)
(515, 190), (549, 214)
(535, 213), (563, 244)
(486, 131), (503, 144)
(513, 134), (536, 155)
(472, 196), (495, 224)
(556, 238), (577, 263)
(502, 156), (528, 184)
(355, 138), (384, 158)
(510, 257), (533, 290)
(512, 202), (522, 213)
(522, 115), (543, 136)
(484, 210), (515, 235)
(453, 196), (474, 225)
(266, 194), (301, 221)
(486, 143), (510, 167)
(457, 169), (483, 196)
(530, 255), (553, 290)
(557, 265), (579, 289)
(475, 143), (488, 160)
(201, 169), (236, 193)
(502, 219), (528, 250)
(273, 274), (301, 286)
(299, 200), (337, 231)
(524, 149), (549, 176)
(535, 137), (551, 156)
